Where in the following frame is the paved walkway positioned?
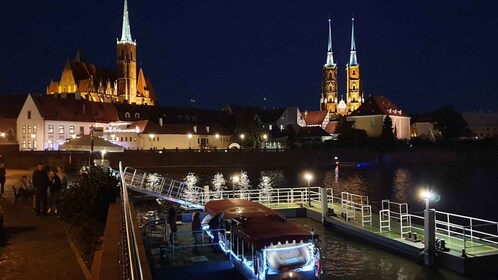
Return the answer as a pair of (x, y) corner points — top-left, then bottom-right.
(0, 169), (85, 280)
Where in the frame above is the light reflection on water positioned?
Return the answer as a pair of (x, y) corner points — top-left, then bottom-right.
(152, 162), (498, 278)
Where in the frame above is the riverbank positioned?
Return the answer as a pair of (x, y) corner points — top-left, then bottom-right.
(2, 147), (497, 170)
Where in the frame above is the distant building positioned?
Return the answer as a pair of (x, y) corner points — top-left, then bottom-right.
(47, 0), (156, 106)
(410, 114), (439, 141)
(0, 95), (26, 143)
(347, 96), (410, 139)
(17, 94), (118, 151)
(320, 18), (363, 117)
(302, 110), (329, 129)
(462, 111), (498, 139)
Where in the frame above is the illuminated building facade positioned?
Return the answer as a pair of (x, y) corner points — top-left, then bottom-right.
(46, 0), (156, 106)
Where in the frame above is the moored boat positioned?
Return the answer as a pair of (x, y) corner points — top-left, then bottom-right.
(203, 199), (322, 280)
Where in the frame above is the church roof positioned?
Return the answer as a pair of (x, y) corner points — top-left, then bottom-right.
(66, 60), (116, 84)
(349, 96), (409, 117)
(31, 95), (118, 122)
(302, 110), (328, 125)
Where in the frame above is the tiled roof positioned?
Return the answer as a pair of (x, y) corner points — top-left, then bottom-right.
(302, 110), (328, 125)
(257, 108), (286, 123)
(349, 96), (409, 117)
(31, 95), (118, 122)
(296, 126), (331, 137)
(324, 120), (354, 134)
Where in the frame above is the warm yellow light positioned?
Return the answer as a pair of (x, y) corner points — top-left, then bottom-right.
(187, 133), (193, 139)
(0, 132), (5, 137)
(215, 133), (220, 139)
(420, 189), (434, 200)
(304, 173), (313, 181)
(31, 134), (36, 139)
(240, 134), (245, 140)
(262, 134), (268, 140)
(101, 150), (107, 157)
(149, 134), (155, 139)
(232, 175), (240, 183)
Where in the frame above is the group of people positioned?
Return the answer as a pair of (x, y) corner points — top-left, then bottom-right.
(32, 162), (68, 216)
(167, 206), (225, 253)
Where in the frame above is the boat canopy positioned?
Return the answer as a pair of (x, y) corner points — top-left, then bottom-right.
(205, 199), (317, 249)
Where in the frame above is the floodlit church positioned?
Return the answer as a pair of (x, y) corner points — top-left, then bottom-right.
(46, 0), (156, 106)
(320, 18), (363, 117)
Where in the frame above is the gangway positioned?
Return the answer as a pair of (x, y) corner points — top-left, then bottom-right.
(122, 167), (205, 209)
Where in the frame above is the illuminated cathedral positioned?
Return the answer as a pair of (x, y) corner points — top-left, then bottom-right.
(320, 18), (363, 116)
(47, 0), (156, 106)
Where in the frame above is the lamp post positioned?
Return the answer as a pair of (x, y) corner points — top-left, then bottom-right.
(232, 175), (239, 198)
(420, 189), (437, 266)
(148, 134), (155, 150)
(305, 173), (313, 207)
(187, 133), (193, 149)
(215, 133), (220, 149)
(421, 190), (434, 210)
(101, 150), (107, 166)
(240, 134), (245, 149)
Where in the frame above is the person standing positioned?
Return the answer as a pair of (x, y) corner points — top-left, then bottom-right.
(208, 211), (224, 251)
(168, 206), (178, 246)
(0, 163), (6, 197)
(32, 162), (49, 216)
(192, 212), (202, 252)
(57, 166), (68, 191)
(48, 170), (61, 214)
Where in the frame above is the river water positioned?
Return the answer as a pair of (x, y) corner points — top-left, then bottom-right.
(152, 162), (498, 279)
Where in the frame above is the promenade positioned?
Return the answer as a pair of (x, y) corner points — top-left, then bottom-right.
(0, 169), (85, 280)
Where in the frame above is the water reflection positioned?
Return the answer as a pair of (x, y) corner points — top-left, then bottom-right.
(392, 168), (411, 203)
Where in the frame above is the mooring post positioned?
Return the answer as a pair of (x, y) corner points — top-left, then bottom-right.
(424, 208), (436, 266)
(320, 187), (328, 223)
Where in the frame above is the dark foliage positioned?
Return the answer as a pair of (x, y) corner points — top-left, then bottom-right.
(432, 106), (471, 140)
(233, 110), (263, 148)
(381, 116), (396, 142)
(337, 128), (368, 147)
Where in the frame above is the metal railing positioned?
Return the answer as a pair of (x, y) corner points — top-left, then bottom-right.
(119, 162), (146, 280)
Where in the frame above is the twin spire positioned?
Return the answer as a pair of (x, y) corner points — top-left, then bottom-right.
(118, 0), (135, 45)
(325, 17), (358, 67)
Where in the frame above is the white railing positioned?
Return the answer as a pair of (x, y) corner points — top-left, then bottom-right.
(381, 200), (410, 238)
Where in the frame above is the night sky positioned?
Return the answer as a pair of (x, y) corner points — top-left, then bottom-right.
(1, 0), (497, 114)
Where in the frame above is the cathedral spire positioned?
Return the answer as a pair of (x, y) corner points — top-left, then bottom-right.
(349, 17), (358, 66)
(325, 19), (336, 67)
(118, 0), (135, 45)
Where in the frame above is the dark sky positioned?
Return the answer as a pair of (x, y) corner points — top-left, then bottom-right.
(1, 0), (497, 114)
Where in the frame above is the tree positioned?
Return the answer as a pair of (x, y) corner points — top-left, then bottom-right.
(432, 106), (471, 140)
(237, 171), (251, 199)
(381, 115), (396, 142)
(145, 173), (163, 193)
(338, 128), (368, 147)
(182, 172), (200, 205)
(211, 173), (226, 199)
(233, 110), (263, 148)
(258, 175), (273, 204)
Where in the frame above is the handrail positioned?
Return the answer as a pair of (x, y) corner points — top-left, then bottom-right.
(119, 162), (145, 280)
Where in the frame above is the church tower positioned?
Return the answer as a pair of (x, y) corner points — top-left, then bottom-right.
(321, 19), (338, 116)
(346, 17), (363, 113)
(117, 0), (137, 103)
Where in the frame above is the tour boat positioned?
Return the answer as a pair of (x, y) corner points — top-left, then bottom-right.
(203, 199), (322, 280)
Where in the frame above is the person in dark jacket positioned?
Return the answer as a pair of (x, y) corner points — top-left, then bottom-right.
(32, 162), (49, 216)
(48, 170), (61, 214)
(0, 163), (6, 197)
(192, 212), (202, 252)
(208, 211), (224, 251)
(168, 206), (178, 246)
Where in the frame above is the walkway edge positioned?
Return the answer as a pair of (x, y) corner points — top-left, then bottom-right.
(65, 226), (92, 280)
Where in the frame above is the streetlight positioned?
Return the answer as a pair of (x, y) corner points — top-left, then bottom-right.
(0, 132), (5, 143)
(262, 134), (268, 149)
(304, 173), (313, 207)
(215, 133), (220, 148)
(232, 175), (240, 198)
(187, 133), (193, 149)
(240, 134), (245, 149)
(420, 189), (436, 210)
(148, 134), (155, 150)
(101, 150), (107, 165)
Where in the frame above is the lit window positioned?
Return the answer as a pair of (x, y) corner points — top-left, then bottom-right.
(371, 118), (376, 127)
(48, 141), (53, 150)
(28, 141), (32, 149)
(69, 126), (75, 134)
(280, 125), (284, 130)
(59, 125), (64, 134)
(33, 125), (37, 134)
(33, 140), (37, 149)
(48, 125), (54, 134)
(22, 125), (26, 135)
(269, 125), (273, 131)
(28, 125), (32, 134)
(22, 140), (26, 149)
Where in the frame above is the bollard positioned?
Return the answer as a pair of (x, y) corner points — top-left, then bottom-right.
(424, 209), (436, 266)
(320, 187), (328, 222)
